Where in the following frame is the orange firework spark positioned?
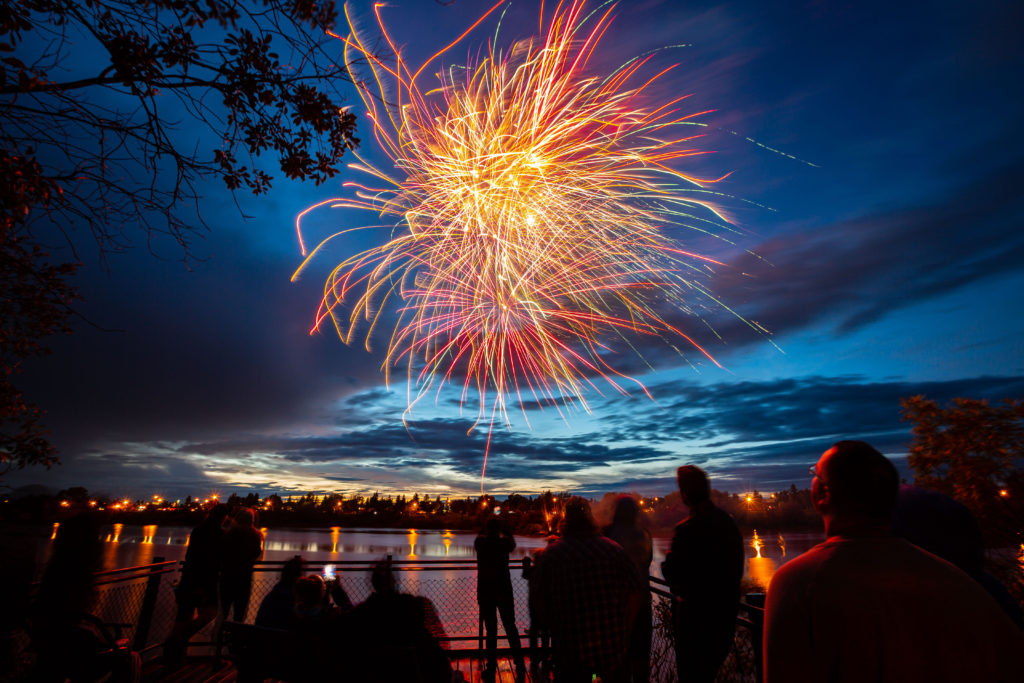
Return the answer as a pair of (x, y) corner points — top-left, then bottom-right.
(294, 0), (753, 479)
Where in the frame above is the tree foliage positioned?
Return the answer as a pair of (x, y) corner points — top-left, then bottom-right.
(902, 395), (1024, 522)
(1, 0), (361, 472)
(1, 152), (77, 475)
(902, 395), (1024, 600)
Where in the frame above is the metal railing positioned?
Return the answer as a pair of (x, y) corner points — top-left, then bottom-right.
(67, 558), (178, 654)
(81, 557), (765, 680)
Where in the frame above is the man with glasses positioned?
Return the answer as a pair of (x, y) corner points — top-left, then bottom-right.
(764, 440), (1021, 682)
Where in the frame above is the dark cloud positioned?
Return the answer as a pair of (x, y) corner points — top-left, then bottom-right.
(601, 373), (1024, 444)
(25, 372), (1010, 498)
(566, 156), (1024, 377)
(712, 158), (1024, 344)
(19, 226), (392, 454)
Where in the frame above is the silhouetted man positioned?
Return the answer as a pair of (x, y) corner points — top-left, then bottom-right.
(534, 497), (642, 683)
(347, 560), (452, 683)
(165, 504), (228, 665)
(662, 466), (744, 683)
(475, 517), (525, 678)
(764, 440), (1022, 682)
(603, 495), (653, 683)
(220, 508), (264, 621)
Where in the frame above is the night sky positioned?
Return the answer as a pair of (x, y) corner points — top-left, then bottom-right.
(10, 0), (1024, 500)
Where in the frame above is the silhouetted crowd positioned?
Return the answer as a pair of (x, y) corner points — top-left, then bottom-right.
(3, 439), (1022, 683)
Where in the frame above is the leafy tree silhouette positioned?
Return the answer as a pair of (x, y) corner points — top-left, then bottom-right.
(1, 0), (362, 472)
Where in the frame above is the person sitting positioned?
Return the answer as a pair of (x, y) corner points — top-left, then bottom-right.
(293, 575), (328, 622)
(347, 560), (452, 683)
(254, 555), (304, 630)
(281, 573), (354, 680)
(764, 440), (1023, 683)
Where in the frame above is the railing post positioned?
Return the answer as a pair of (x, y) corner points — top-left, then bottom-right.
(746, 594), (766, 683)
(132, 557), (165, 651)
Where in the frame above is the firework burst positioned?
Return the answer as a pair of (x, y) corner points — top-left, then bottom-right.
(294, 0), (756, 474)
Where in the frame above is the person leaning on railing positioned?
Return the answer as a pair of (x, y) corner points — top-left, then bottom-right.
(662, 466), (744, 683)
(164, 504), (229, 666)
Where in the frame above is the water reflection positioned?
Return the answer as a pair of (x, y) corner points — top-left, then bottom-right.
(747, 555), (776, 591)
(751, 530), (763, 559)
(50, 522), (59, 540)
(106, 523), (123, 543)
(71, 525), (823, 590)
(134, 538), (155, 567)
(101, 533), (120, 569)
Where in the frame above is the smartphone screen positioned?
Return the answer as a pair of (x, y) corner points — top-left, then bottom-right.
(323, 564), (336, 579)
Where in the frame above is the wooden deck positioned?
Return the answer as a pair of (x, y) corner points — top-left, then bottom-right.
(145, 653), (546, 683)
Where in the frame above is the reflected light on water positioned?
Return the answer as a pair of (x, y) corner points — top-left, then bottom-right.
(330, 527), (340, 554)
(747, 555), (776, 592)
(51, 522), (59, 540)
(408, 529), (418, 558)
(141, 525), (157, 544)
(112, 523), (123, 543)
(751, 530), (763, 559)
(778, 533), (786, 558)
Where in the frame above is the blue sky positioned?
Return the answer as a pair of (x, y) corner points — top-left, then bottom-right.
(10, 0), (1024, 500)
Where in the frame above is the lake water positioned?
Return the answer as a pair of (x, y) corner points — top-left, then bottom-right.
(40, 522), (824, 590)
(29, 523), (824, 642)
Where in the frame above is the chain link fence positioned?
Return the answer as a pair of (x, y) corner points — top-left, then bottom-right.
(88, 561), (177, 652)
(244, 560), (533, 647)
(86, 558), (764, 680)
(649, 589), (764, 683)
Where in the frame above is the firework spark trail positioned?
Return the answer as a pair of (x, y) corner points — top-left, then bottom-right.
(294, 0), (762, 488)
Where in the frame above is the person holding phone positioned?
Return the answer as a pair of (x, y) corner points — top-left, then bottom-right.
(475, 517), (525, 679)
